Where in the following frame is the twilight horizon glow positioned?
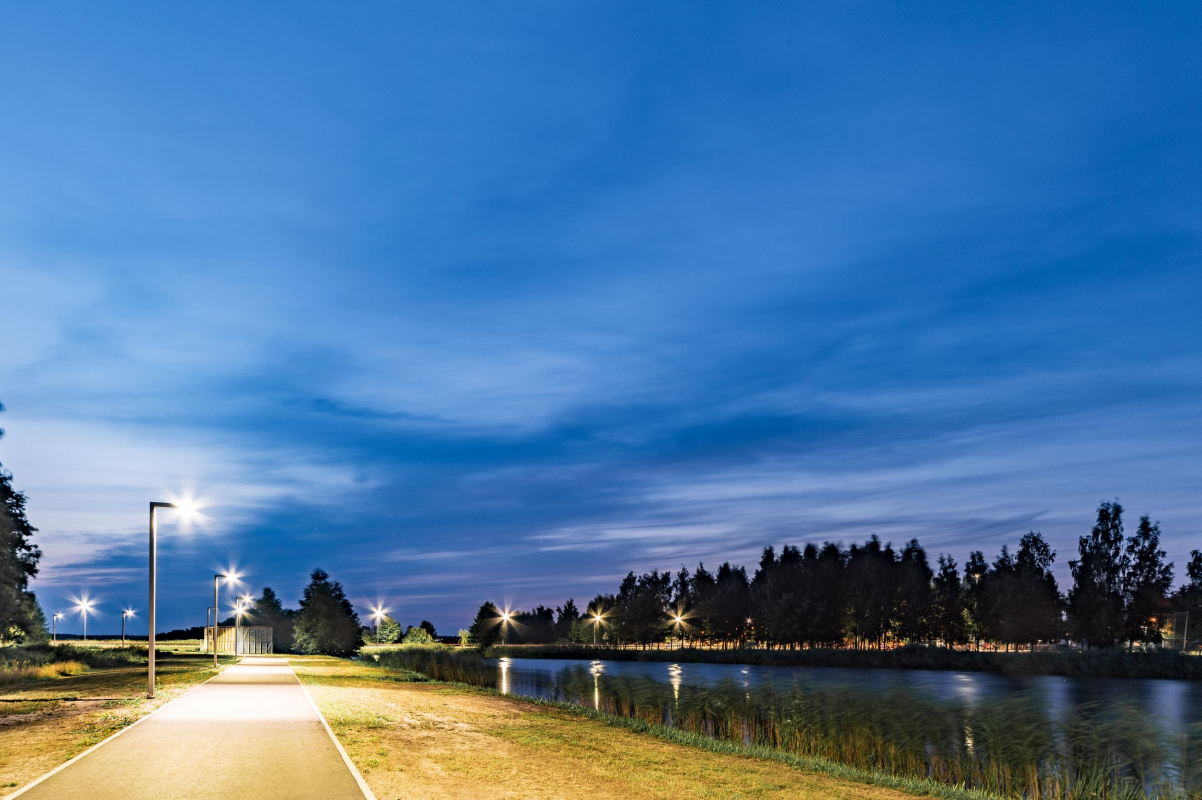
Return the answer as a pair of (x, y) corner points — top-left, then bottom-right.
(1, 3), (1200, 633)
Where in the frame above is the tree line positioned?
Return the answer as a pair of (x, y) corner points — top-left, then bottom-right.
(162, 569), (440, 654)
(470, 501), (1201, 651)
(215, 570), (437, 654)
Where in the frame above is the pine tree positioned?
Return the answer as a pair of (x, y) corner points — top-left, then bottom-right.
(962, 551), (988, 647)
(468, 601), (503, 647)
(1068, 501), (1129, 647)
(930, 555), (967, 646)
(893, 539), (933, 643)
(291, 569), (362, 656)
(252, 586), (295, 651)
(372, 615), (401, 643)
(1123, 516), (1174, 647)
(553, 599), (579, 641)
(1008, 532), (1064, 647)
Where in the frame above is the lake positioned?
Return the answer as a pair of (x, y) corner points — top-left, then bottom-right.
(491, 655), (1202, 734)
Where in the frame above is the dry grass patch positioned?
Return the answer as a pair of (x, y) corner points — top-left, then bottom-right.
(292, 656), (919, 800)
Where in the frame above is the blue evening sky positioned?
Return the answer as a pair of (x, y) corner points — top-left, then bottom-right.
(2, 2), (1200, 634)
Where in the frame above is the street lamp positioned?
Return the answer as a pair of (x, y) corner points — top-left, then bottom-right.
(213, 570), (240, 668)
(122, 609), (136, 644)
(74, 597), (96, 640)
(670, 611), (687, 649)
(235, 590), (254, 653)
(499, 610), (513, 645)
(589, 609), (606, 646)
(52, 613), (64, 643)
(369, 605), (389, 645)
(148, 500), (198, 699)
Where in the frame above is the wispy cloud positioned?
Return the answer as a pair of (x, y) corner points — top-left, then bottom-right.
(2, 2), (1201, 630)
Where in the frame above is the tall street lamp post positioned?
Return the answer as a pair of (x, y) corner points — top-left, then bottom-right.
(234, 595), (253, 656)
(590, 610), (605, 645)
(370, 606), (389, 645)
(122, 609), (135, 644)
(671, 612), (686, 649)
(148, 501), (180, 699)
(148, 501), (199, 698)
(52, 613), (63, 643)
(213, 571), (239, 668)
(75, 598), (95, 640)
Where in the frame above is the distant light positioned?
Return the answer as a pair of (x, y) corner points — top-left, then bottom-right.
(124, 609), (136, 618)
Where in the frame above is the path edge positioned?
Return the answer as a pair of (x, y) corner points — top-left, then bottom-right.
(290, 663), (377, 800)
(2, 662), (230, 800)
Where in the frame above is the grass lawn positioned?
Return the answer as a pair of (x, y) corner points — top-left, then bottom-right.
(290, 655), (926, 800)
(0, 650), (231, 793)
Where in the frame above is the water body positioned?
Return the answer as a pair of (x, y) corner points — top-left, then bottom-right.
(491, 656), (1202, 735)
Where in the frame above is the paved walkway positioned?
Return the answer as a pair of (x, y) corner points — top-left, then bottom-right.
(13, 657), (368, 800)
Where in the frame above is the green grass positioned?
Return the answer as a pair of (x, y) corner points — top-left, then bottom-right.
(296, 655), (965, 800)
(376, 647), (1202, 800)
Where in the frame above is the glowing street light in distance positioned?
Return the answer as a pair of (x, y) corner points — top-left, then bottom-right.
(122, 609), (136, 643)
(74, 597), (96, 640)
(369, 605), (389, 644)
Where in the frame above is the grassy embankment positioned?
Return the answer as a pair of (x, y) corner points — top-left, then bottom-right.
(372, 646), (1202, 800)
(486, 643), (1202, 679)
(293, 654), (978, 800)
(0, 642), (231, 793)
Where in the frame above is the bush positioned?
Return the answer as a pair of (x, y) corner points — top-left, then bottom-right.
(402, 626), (434, 644)
(0, 643), (144, 683)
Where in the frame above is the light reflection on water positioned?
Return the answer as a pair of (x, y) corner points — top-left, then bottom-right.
(484, 656), (1202, 733)
(668, 663), (682, 702)
(590, 660), (604, 709)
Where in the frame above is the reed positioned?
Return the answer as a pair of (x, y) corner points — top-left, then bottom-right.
(379, 647), (1202, 799)
(0, 643), (145, 682)
(0, 659), (87, 684)
(373, 645), (495, 684)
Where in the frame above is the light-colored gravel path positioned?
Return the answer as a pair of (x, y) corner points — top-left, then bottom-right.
(9, 656), (370, 800)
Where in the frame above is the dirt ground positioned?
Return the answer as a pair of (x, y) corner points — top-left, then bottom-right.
(291, 656), (916, 800)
